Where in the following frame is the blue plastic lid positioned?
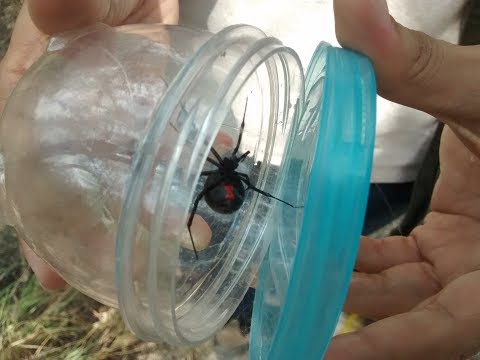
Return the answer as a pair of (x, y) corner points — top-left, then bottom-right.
(250, 42), (377, 359)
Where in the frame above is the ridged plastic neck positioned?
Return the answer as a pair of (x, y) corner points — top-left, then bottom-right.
(116, 24), (304, 345)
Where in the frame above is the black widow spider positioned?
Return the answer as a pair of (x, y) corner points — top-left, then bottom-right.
(187, 97), (301, 259)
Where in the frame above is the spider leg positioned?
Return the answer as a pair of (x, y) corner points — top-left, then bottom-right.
(237, 150), (251, 163)
(207, 157), (221, 168)
(233, 97), (248, 156)
(201, 170), (217, 177)
(210, 147), (224, 164)
(236, 172), (303, 209)
(187, 178), (224, 259)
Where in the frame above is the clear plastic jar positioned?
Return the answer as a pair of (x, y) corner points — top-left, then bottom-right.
(0, 22), (376, 356)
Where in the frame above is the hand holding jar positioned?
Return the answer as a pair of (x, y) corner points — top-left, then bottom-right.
(0, 0), (179, 291)
(325, 1), (480, 359)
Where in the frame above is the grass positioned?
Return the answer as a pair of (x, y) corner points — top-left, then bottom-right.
(0, 227), (138, 359)
(0, 227), (214, 359)
(0, 0), (23, 57)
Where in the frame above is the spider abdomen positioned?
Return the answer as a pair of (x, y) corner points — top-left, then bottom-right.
(204, 173), (246, 214)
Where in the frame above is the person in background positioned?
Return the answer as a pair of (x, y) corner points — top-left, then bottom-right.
(1, 0), (480, 358)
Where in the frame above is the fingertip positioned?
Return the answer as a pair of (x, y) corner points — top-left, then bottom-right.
(181, 215), (212, 252)
(20, 240), (67, 291)
(334, 0), (398, 58)
(38, 270), (68, 292)
(213, 131), (235, 156)
(28, 0), (96, 35)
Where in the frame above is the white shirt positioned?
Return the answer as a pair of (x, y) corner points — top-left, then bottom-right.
(179, 0), (467, 182)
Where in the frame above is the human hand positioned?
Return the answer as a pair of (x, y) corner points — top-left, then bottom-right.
(325, 0), (480, 359)
(0, 0), (178, 291)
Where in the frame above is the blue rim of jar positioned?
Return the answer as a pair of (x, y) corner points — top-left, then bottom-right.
(249, 43), (377, 359)
(115, 24), (306, 345)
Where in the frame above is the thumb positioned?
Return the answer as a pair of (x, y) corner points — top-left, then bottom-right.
(27, 0), (145, 35)
(28, 0), (103, 34)
(334, 0), (480, 130)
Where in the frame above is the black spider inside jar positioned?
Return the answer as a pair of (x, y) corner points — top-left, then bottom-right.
(187, 98), (302, 259)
